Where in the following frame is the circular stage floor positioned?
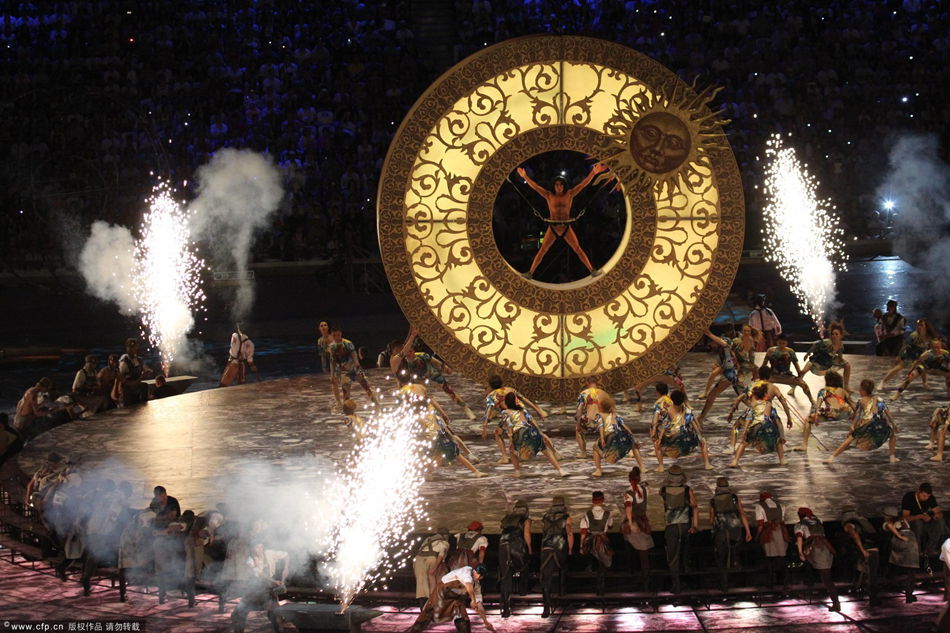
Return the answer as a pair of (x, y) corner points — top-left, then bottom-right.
(17, 353), (950, 533)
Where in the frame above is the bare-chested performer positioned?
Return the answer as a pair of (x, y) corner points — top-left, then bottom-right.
(516, 163), (607, 279)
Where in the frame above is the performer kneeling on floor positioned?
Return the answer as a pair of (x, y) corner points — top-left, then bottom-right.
(408, 564), (495, 633)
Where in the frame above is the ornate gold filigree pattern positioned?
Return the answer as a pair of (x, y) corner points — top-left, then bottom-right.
(378, 36), (744, 401)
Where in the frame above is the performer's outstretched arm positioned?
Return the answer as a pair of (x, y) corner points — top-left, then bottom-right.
(517, 167), (550, 198)
(568, 163), (607, 196)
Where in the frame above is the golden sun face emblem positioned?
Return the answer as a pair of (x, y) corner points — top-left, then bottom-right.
(597, 82), (730, 192)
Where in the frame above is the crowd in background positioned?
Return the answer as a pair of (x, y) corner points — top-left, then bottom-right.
(1, 0), (948, 272)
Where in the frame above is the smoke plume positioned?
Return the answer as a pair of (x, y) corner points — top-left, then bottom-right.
(879, 135), (950, 316)
(189, 149), (284, 321)
(77, 221), (137, 314)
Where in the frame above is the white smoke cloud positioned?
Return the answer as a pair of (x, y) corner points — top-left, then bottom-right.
(189, 149), (284, 321)
(77, 221), (137, 314)
(879, 135), (950, 315)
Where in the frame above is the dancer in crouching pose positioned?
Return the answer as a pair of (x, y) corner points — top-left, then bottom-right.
(654, 390), (713, 472)
(575, 379), (608, 458)
(797, 321), (851, 391)
(397, 374), (485, 477)
(697, 326), (759, 427)
(728, 383), (787, 467)
(825, 379), (899, 464)
(762, 333), (813, 402)
(501, 392), (565, 477)
(591, 396), (643, 477)
(927, 405), (950, 461)
(892, 337), (950, 400)
(799, 370), (854, 452)
(482, 374), (555, 464)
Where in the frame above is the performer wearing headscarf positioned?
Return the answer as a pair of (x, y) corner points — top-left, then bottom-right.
(654, 390), (713, 472)
(795, 507), (840, 611)
(622, 467), (654, 590)
(825, 380), (898, 464)
(754, 490), (790, 589)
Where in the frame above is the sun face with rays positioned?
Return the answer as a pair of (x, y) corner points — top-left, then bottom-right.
(596, 83), (730, 192)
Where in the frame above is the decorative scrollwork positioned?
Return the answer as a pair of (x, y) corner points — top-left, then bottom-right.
(378, 36), (744, 401)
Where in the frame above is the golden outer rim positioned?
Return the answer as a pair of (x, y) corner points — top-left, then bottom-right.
(377, 35), (745, 401)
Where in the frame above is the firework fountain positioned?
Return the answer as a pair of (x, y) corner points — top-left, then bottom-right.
(762, 133), (846, 331)
(319, 389), (431, 613)
(134, 183), (206, 372)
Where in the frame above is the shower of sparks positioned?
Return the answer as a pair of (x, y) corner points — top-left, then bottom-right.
(762, 134), (846, 330)
(319, 391), (431, 612)
(133, 183), (206, 367)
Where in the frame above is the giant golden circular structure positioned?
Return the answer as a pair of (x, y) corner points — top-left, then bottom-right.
(378, 36), (744, 401)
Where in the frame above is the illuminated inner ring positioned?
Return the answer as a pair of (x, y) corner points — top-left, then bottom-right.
(468, 126), (656, 312)
(377, 36), (744, 401)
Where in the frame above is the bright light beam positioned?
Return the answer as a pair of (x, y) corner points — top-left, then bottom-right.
(133, 183), (206, 369)
(318, 394), (431, 612)
(762, 134), (847, 331)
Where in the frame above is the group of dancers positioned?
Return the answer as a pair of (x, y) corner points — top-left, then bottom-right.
(320, 317), (950, 477)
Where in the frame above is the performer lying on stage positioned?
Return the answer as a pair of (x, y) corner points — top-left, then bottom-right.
(654, 390), (713, 472)
(575, 379), (608, 458)
(407, 564), (495, 633)
(892, 337), (950, 400)
(591, 396), (643, 476)
(516, 163), (606, 280)
(825, 379), (899, 464)
(501, 392), (565, 477)
(482, 374), (553, 464)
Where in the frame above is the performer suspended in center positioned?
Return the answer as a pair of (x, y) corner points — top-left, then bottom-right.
(501, 392), (566, 477)
(654, 390), (713, 472)
(591, 396), (643, 477)
(825, 379), (899, 464)
(516, 163), (607, 280)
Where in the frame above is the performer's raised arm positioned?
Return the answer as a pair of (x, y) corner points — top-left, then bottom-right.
(568, 163), (607, 196)
(517, 167), (549, 197)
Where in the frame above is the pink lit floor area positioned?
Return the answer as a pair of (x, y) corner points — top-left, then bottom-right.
(0, 555), (946, 633)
